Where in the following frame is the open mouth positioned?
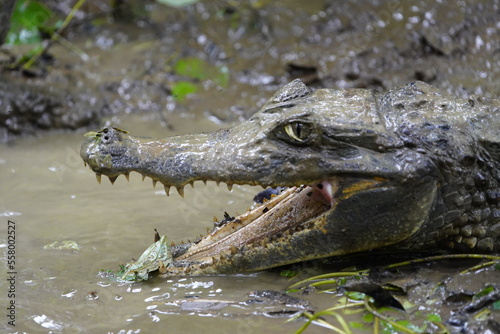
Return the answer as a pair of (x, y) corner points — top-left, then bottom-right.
(173, 181), (336, 263)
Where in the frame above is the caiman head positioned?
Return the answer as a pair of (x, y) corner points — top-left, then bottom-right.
(81, 80), (439, 275)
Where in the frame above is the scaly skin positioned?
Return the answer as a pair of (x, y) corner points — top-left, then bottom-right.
(81, 80), (500, 275)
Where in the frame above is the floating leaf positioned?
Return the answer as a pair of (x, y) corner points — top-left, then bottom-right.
(349, 321), (367, 329)
(362, 312), (374, 322)
(426, 313), (442, 323)
(171, 81), (197, 101)
(43, 240), (81, 251)
(120, 235), (171, 282)
(346, 291), (366, 301)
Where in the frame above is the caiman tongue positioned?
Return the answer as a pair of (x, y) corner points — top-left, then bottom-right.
(175, 181), (337, 262)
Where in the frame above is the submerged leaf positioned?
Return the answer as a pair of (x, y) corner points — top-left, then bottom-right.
(43, 240), (81, 251)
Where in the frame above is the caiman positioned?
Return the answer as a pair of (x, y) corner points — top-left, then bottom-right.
(80, 80), (500, 276)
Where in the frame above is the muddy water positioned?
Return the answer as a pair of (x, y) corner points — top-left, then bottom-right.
(0, 114), (314, 333)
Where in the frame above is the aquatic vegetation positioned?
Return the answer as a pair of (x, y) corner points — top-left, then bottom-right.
(5, 0), (57, 46)
(288, 255), (500, 333)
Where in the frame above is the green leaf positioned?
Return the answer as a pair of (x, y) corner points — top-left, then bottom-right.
(362, 312), (374, 322)
(174, 57), (207, 80)
(157, 0), (199, 7)
(173, 57), (230, 88)
(493, 300), (500, 310)
(395, 320), (426, 332)
(346, 291), (366, 301)
(171, 81), (197, 101)
(426, 313), (442, 323)
(280, 269), (297, 277)
(349, 321), (368, 329)
(7, 0), (54, 45)
(474, 286), (494, 299)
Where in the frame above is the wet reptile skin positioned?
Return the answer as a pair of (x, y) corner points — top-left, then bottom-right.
(80, 80), (500, 275)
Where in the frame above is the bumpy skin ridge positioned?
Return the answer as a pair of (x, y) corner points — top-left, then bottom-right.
(379, 83), (500, 252)
(80, 81), (500, 274)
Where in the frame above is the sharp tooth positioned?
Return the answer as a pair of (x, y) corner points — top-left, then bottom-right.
(227, 183), (233, 191)
(142, 175), (146, 182)
(170, 241), (175, 247)
(108, 175), (118, 184)
(325, 181), (333, 205)
(96, 173), (102, 184)
(216, 181), (220, 186)
(124, 173), (130, 181)
(189, 181), (194, 188)
(213, 216), (219, 223)
(84, 162), (87, 167)
(202, 180), (207, 185)
(152, 180), (157, 187)
(176, 186), (184, 197)
(164, 185), (170, 196)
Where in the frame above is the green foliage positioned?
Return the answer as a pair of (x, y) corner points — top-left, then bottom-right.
(174, 57), (229, 86)
(280, 269), (298, 278)
(171, 57), (230, 101)
(286, 254), (500, 333)
(171, 81), (197, 101)
(474, 285), (494, 299)
(6, 0), (56, 45)
(426, 313), (441, 323)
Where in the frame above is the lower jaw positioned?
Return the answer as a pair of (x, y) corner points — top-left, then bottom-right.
(174, 182), (335, 263)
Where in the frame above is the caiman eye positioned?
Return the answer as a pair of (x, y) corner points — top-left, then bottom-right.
(284, 122), (311, 142)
